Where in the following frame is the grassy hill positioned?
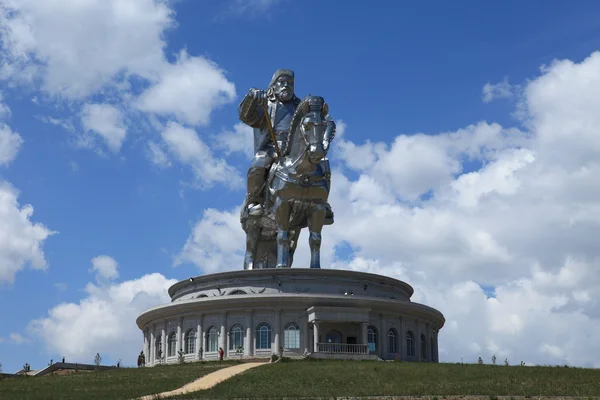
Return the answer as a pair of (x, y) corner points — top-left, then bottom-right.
(2, 359), (600, 400)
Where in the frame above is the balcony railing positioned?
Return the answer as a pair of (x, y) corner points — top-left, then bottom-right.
(317, 342), (369, 354)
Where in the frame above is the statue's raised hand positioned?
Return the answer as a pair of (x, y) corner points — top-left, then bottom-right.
(249, 88), (267, 106)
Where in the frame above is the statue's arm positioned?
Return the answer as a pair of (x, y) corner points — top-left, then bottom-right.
(238, 88), (266, 128)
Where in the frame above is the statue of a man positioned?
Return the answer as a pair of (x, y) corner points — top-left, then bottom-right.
(238, 69), (299, 216)
(238, 69), (333, 220)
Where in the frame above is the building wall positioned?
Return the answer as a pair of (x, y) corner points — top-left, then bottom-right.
(142, 308), (440, 366)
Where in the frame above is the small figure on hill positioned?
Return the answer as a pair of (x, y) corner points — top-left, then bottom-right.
(218, 347), (224, 361)
(477, 357), (483, 364)
(137, 352), (143, 368)
(62, 357), (65, 363)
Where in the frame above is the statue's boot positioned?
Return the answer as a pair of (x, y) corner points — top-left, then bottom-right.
(247, 167), (267, 216)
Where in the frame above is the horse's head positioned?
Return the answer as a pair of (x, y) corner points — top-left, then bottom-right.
(287, 95), (336, 164)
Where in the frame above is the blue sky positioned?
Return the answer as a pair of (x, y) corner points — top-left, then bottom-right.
(2, 0), (600, 373)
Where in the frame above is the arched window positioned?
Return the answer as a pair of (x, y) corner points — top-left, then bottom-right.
(406, 331), (415, 357)
(155, 335), (163, 359)
(168, 331), (177, 357)
(387, 328), (398, 354)
(284, 323), (300, 349)
(229, 290), (247, 295)
(431, 336), (435, 362)
(229, 324), (244, 350)
(420, 333), (427, 360)
(206, 326), (218, 352)
(256, 322), (271, 349)
(185, 329), (196, 354)
(367, 326), (377, 353)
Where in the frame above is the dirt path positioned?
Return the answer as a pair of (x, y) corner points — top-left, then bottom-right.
(136, 362), (267, 400)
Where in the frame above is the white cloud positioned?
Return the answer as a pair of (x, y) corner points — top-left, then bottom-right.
(136, 50), (236, 127)
(177, 51), (600, 367)
(482, 78), (516, 103)
(0, 123), (22, 166)
(29, 273), (177, 364)
(216, 122), (254, 159)
(146, 141), (171, 168)
(91, 255), (119, 281)
(80, 104), (127, 152)
(0, 182), (55, 284)
(0, 0), (174, 98)
(228, 0), (284, 16)
(9, 332), (27, 344)
(176, 208), (245, 273)
(161, 121), (243, 189)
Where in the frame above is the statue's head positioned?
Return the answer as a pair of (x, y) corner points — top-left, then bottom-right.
(267, 69), (294, 103)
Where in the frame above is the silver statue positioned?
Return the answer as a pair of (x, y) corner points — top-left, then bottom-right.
(239, 69), (336, 269)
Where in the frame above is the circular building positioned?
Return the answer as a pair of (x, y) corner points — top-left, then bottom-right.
(136, 268), (444, 365)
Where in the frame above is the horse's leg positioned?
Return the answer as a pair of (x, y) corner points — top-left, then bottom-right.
(243, 222), (261, 270)
(275, 196), (292, 268)
(307, 202), (327, 269)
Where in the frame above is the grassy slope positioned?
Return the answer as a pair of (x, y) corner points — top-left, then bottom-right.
(0, 361), (238, 400)
(174, 360), (600, 399)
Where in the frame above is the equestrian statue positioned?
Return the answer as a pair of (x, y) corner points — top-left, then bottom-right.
(238, 69), (336, 269)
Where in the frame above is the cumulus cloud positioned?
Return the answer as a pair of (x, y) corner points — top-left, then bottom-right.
(0, 182), (55, 284)
(0, 0), (173, 98)
(215, 122), (254, 159)
(161, 121), (243, 189)
(91, 255), (119, 281)
(175, 208), (246, 273)
(80, 104), (127, 152)
(9, 332), (27, 344)
(0, 123), (22, 166)
(482, 78), (517, 103)
(29, 269), (177, 364)
(177, 51), (600, 367)
(146, 141), (171, 168)
(136, 50), (236, 127)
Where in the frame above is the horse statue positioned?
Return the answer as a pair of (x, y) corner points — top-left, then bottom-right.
(240, 95), (336, 269)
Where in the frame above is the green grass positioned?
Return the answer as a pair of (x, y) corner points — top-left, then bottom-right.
(3, 359), (600, 400)
(0, 361), (238, 400)
(173, 359), (600, 399)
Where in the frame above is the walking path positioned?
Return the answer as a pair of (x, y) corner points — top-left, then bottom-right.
(136, 361), (267, 400)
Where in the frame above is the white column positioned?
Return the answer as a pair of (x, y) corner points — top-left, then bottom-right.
(273, 309), (281, 355)
(143, 329), (148, 363)
(196, 315), (202, 359)
(244, 311), (253, 357)
(161, 322), (166, 362)
(303, 316), (309, 354)
(313, 321), (319, 352)
(219, 312), (227, 353)
(379, 314), (386, 358)
(434, 330), (439, 362)
(400, 316), (407, 360)
(361, 322), (368, 345)
(425, 322), (431, 362)
(177, 317), (183, 355)
(150, 327), (155, 365)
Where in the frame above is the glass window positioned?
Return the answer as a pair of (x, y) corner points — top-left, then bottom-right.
(406, 331), (415, 357)
(229, 324), (244, 350)
(256, 323), (272, 349)
(185, 329), (196, 354)
(387, 329), (398, 354)
(168, 331), (177, 357)
(367, 326), (377, 353)
(421, 333), (427, 360)
(284, 323), (300, 349)
(206, 326), (218, 352)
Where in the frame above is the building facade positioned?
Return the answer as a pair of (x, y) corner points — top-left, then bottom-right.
(136, 269), (445, 365)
